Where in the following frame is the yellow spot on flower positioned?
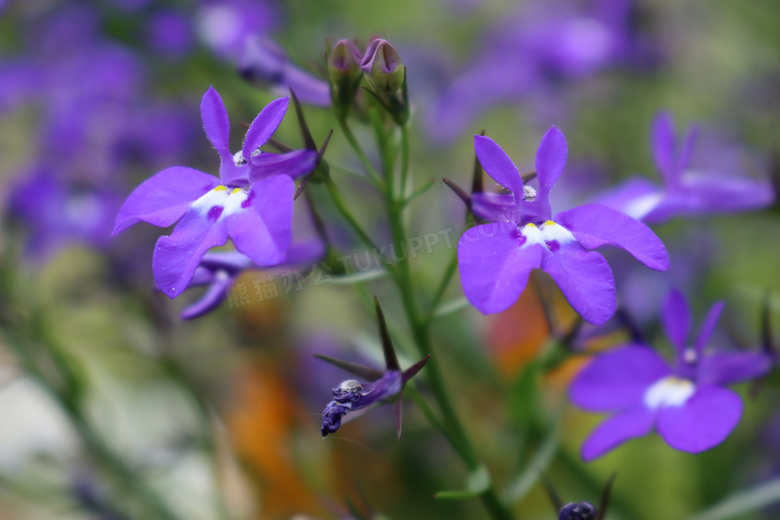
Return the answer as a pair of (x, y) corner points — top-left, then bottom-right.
(213, 185), (228, 192)
(231, 188), (242, 195)
(544, 220), (556, 226)
(526, 223), (538, 228)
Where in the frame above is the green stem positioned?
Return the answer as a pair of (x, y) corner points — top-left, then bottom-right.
(383, 122), (515, 520)
(324, 177), (398, 279)
(400, 125), (411, 199)
(425, 248), (459, 323)
(337, 118), (383, 186)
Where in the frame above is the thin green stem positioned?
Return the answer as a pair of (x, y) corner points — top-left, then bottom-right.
(337, 118), (383, 186)
(376, 118), (515, 520)
(400, 125), (411, 199)
(425, 248), (459, 323)
(324, 177), (398, 279)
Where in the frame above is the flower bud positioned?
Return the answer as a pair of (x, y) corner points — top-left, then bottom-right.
(360, 39), (404, 93)
(327, 39), (363, 118)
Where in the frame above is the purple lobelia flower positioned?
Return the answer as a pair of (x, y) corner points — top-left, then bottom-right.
(569, 289), (772, 461)
(457, 127), (669, 325)
(319, 299), (429, 438)
(592, 112), (775, 224)
(112, 87), (317, 298)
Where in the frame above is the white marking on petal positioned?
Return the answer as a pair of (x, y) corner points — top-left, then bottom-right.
(540, 220), (577, 244)
(643, 377), (695, 409)
(520, 223), (545, 247)
(222, 188), (249, 216)
(623, 193), (663, 220)
(190, 186), (229, 215)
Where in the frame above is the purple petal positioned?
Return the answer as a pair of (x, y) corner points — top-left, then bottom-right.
(589, 177), (663, 221)
(226, 175), (294, 265)
(677, 125), (699, 172)
(697, 351), (772, 386)
(657, 385), (742, 453)
(153, 211), (229, 298)
(541, 241), (615, 326)
(555, 204), (669, 271)
(651, 111), (677, 185)
(249, 150), (318, 182)
(242, 97), (289, 161)
(113, 167), (218, 235)
(662, 288), (691, 354)
(473, 135), (524, 198)
(286, 238), (326, 265)
(694, 301), (725, 355)
(581, 405), (656, 461)
(536, 126), (568, 202)
(181, 270), (234, 320)
(471, 192), (519, 224)
(570, 345), (671, 412)
(679, 172), (775, 213)
(200, 87), (231, 159)
(458, 223), (542, 314)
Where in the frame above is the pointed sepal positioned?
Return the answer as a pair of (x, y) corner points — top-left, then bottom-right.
(374, 297), (401, 371)
(314, 353), (384, 381)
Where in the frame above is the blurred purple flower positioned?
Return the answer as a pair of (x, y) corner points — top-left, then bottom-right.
(425, 0), (654, 143)
(570, 289), (772, 460)
(146, 9), (195, 58)
(197, 0), (279, 59)
(239, 36), (331, 107)
(457, 127), (669, 325)
(593, 112), (775, 223)
(113, 87), (317, 298)
(9, 169), (121, 259)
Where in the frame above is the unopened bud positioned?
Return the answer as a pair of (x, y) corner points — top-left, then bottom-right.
(360, 39), (405, 93)
(327, 39), (363, 118)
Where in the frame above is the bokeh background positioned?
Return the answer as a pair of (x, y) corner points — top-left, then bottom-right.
(1, 0), (779, 519)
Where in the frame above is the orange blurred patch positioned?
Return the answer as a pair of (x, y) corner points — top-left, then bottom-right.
(486, 273), (578, 377)
(227, 363), (322, 519)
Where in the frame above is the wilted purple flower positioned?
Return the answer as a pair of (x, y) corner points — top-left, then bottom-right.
(180, 238), (325, 319)
(559, 502), (597, 520)
(239, 36), (330, 107)
(593, 112), (775, 223)
(113, 87), (317, 298)
(320, 300), (430, 437)
(570, 289), (772, 461)
(457, 127), (669, 325)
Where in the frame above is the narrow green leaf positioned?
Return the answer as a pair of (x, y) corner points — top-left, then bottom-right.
(688, 477), (780, 520)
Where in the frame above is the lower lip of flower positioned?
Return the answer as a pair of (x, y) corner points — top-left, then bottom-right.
(643, 376), (695, 409)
